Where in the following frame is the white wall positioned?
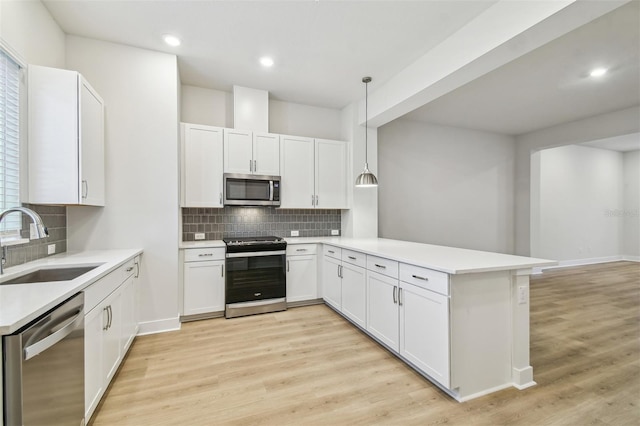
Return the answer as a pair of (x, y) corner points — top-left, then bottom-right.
(180, 85), (343, 140)
(514, 106), (640, 255)
(0, 0), (65, 68)
(181, 84), (232, 128)
(532, 145), (624, 262)
(65, 36), (180, 334)
(623, 150), (640, 258)
(378, 119), (515, 253)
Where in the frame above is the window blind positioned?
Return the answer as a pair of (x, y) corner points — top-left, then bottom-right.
(0, 49), (21, 231)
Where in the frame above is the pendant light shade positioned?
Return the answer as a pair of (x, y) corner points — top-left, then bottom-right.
(355, 76), (378, 187)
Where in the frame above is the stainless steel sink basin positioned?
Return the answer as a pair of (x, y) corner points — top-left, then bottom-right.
(0, 266), (100, 285)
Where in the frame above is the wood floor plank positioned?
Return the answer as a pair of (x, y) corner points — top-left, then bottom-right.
(91, 261), (640, 425)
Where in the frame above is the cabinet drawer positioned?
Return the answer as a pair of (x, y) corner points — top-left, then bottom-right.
(121, 258), (136, 281)
(323, 245), (341, 259)
(342, 249), (366, 268)
(399, 263), (449, 296)
(84, 265), (124, 313)
(367, 255), (399, 279)
(287, 244), (317, 256)
(184, 247), (225, 262)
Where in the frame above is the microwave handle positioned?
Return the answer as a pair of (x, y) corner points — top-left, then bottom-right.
(269, 181), (274, 201)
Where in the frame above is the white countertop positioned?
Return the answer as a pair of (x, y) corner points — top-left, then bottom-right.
(180, 237), (555, 275)
(0, 249), (142, 335)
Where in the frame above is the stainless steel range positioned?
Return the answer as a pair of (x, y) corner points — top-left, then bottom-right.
(223, 236), (287, 318)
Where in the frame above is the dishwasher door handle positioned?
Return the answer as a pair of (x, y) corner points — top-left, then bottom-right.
(23, 310), (83, 361)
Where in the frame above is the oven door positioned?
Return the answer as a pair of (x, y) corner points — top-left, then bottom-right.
(225, 251), (286, 304)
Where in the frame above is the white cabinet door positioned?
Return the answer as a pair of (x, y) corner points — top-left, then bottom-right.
(366, 271), (400, 351)
(341, 262), (366, 328)
(399, 281), (450, 388)
(280, 135), (315, 208)
(182, 124), (224, 207)
(286, 255), (317, 303)
(119, 275), (137, 354)
(224, 128), (253, 174)
(28, 65), (105, 205)
(253, 133), (280, 175)
(102, 289), (122, 384)
(79, 78), (105, 206)
(315, 139), (348, 209)
(84, 303), (105, 420)
(183, 260), (225, 315)
(322, 255), (342, 310)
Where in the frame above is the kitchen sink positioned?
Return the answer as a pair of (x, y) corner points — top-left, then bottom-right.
(0, 265), (101, 285)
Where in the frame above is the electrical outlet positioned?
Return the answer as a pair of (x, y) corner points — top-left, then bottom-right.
(331, 229), (339, 236)
(290, 230), (299, 237)
(518, 285), (527, 305)
(47, 244), (56, 255)
(194, 233), (205, 240)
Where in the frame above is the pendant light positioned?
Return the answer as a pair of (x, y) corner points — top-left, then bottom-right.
(355, 76), (378, 187)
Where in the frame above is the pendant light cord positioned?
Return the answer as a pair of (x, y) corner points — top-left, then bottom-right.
(365, 79), (368, 165)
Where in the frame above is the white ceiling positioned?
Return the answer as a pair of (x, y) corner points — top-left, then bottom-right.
(41, 0), (640, 136)
(42, 0), (497, 109)
(404, 1), (640, 136)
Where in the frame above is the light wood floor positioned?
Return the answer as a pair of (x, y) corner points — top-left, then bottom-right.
(91, 261), (640, 425)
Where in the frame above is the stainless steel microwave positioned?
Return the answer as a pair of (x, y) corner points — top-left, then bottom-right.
(223, 173), (281, 207)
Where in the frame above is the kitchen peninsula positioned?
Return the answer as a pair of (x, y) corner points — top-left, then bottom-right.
(181, 237), (555, 401)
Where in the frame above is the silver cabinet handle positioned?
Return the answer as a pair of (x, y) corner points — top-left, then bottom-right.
(412, 274), (429, 281)
(134, 260), (140, 278)
(126, 266), (134, 272)
(198, 253), (214, 257)
(221, 264), (224, 277)
(375, 264), (386, 269)
(311, 194), (315, 206)
(348, 256), (356, 260)
(103, 306), (109, 331)
(219, 192), (222, 205)
(296, 248), (307, 252)
(315, 195), (319, 206)
(249, 159), (253, 172)
(254, 160), (257, 172)
(393, 286), (397, 304)
(108, 305), (113, 329)
(398, 288), (403, 306)
(82, 180), (88, 199)
(286, 260), (290, 272)
(328, 250), (335, 254)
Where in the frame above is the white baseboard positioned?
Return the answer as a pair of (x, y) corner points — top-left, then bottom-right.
(622, 255), (640, 262)
(137, 316), (181, 336)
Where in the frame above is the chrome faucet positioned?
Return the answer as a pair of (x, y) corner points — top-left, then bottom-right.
(0, 207), (49, 274)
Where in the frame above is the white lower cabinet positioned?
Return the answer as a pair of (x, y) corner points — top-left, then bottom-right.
(340, 262), (366, 327)
(85, 256), (140, 422)
(366, 271), (399, 351)
(399, 281), (450, 388)
(182, 248), (225, 317)
(286, 244), (318, 304)
(322, 255), (342, 310)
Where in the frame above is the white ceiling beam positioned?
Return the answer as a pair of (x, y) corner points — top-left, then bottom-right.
(363, 0), (631, 128)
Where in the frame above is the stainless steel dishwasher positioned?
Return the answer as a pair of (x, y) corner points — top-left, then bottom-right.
(3, 292), (85, 426)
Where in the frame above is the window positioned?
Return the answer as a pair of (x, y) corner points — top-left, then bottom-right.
(0, 48), (21, 231)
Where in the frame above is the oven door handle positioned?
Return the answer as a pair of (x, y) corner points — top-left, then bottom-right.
(226, 250), (286, 258)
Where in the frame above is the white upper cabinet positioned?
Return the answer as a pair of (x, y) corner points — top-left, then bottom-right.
(280, 136), (349, 209)
(28, 65), (105, 205)
(223, 129), (279, 175)
(181, 124), (224, 207)
(315, 139), (348, 209)
(253, 133), (280, 175)
(280, 135), (315, 208)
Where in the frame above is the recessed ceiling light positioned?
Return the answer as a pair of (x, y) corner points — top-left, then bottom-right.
(260, 57), (274, 67)
(590, 67), (607, 78)
(163, 34), (181, 47)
